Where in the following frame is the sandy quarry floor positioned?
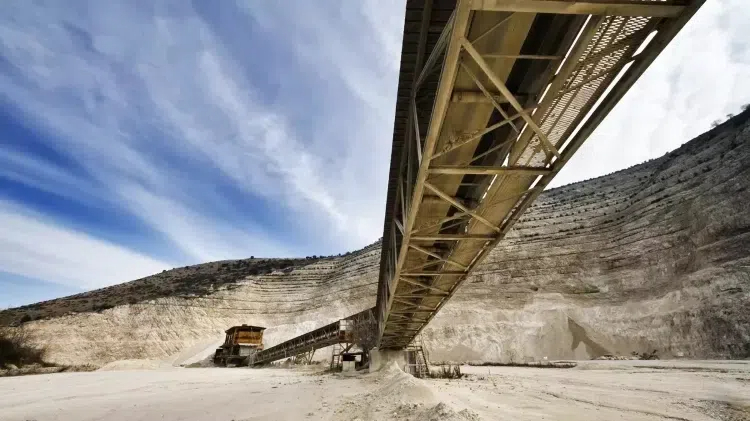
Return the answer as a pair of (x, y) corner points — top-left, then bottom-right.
(0, 360), (748, 421)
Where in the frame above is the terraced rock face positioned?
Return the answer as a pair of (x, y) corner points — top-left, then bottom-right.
(2, 112), (749, 366)
(0, 246), (380, 366)
(424, 111), (750, 362)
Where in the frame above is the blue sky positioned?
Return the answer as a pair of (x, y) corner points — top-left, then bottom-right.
(0, 0), (748, 308)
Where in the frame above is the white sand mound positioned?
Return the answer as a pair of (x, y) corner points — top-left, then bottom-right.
(333, 361), (480, 420)
(376, 361), (437, 403)
(416, 402), (480, 421)
(97, 359), (174, 371)
(168, 337), (223, 367)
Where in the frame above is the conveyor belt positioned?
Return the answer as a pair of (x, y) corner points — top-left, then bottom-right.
(252, 308), (374, 366)
(376, 0), (704, 349)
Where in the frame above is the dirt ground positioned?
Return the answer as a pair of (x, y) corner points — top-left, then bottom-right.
(0, 360), (747, 421)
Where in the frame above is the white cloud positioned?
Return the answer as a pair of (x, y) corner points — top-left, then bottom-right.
(235, 0), (405, 243)
(117, 183), (296, 263)
(0, 201), (172, 289)
(552, 0), (750, 187)
(0, 148), (104, 206)
(0, 0), (406, 287)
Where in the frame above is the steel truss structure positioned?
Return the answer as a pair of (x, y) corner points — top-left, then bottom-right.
(251, 309), (374, 366)
(376, 0), (703, 349)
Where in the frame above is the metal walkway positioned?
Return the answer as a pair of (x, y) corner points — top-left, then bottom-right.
(375, 0), (704, 349)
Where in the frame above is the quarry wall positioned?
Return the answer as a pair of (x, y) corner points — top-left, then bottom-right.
(3, 112), (749, 366)
(424, 111), (750, 362)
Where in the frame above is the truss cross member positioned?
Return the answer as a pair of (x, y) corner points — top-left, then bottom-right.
(460, 61), (520, 134)
(408, 244), (468, 270)
(469, 0), (686, 18)
(389, 314), (430, 324)
(387, 322), (424, 328)
(401, 271), (466, 276)
(429, 165), (551, 176)
(460, 38), (561, 159)
(411, 212), (468, 236)
(399, 277), (451, 296)
(411, 234), (495, 241)
(424, 181), (501, 233)
(470, 13), (513, 44)
(431, 108), (530, 159)
(393, 299), (436, 311)
(390, 310), (435, 315)
(395, 294), (449, 299)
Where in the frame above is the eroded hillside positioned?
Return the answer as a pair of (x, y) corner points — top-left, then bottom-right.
(0, 257), (334, 324)
(2, 111), (749, 366)
(0, 245), (380, 366)
(424, 110), (750, 362)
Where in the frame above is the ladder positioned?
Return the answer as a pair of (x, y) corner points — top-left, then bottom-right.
(330, 343), (343, 371)
(406, 335), (430, 378)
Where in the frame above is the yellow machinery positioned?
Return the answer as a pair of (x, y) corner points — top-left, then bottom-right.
(213, 324), (265, 366)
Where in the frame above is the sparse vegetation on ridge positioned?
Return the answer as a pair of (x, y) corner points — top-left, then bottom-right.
(0, 257), (327, 326)
(0, 327), (46, 368)
(0, 242), (385, 327)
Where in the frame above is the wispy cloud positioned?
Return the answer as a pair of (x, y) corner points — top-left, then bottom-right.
(0, 200), (171, 290)
(0, 0), (405, 303)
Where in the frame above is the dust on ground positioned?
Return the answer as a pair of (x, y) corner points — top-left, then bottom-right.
(0, 360), (747, 420)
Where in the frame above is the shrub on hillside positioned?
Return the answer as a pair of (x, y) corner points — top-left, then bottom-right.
(428, 365), (463, 379)
(632, 350), (659, 360)
(0, 328), (47, 368)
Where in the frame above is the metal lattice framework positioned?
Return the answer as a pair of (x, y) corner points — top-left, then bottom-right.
(376, 0), (704, 349)
(252, 309), (374, 365)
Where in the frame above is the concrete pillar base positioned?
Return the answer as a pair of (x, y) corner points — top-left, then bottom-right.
(369, 348), (406, 373)
(342, 361), (356, 372)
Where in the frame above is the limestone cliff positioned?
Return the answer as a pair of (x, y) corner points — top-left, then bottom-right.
(2, 111), (749, 366)
(425, 110), (750, 362)
(0, 246), (379, 366)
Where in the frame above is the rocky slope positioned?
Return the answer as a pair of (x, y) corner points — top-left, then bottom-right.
(2, 111), (749, 366)
(0, 244), (380, 366)
(424, 110), (750, 362)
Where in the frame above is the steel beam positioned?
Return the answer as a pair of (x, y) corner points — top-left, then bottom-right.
(399, 277), (451, 295)
(461, 38), (561, 158)
(408, 243), (468, 270)
(424, 181), (501, 233)
(389, 314), (430, 324)
(429, 166), (551, 176)
(469, 0), (686, 17)
(411, 98), (423, 164)
(470, 13), (513, 44)
(415, 9), (454, 91)
(411, 212), (469, 235)
(401, 271), (466, 276)
(452, 91), (504, 104)
(459, 61), (520, 135)
(390, 310), (436, 314)
(393, 299), (436, 311)
(483, 54), (563, 60)
(431, 108), (530, 159)
(376, 0), (703, 350)
(395, 294), (450, 299)
(387, 322), (425, 328)
(379, 0), (473, 343)
(411, 234), (495, 241)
